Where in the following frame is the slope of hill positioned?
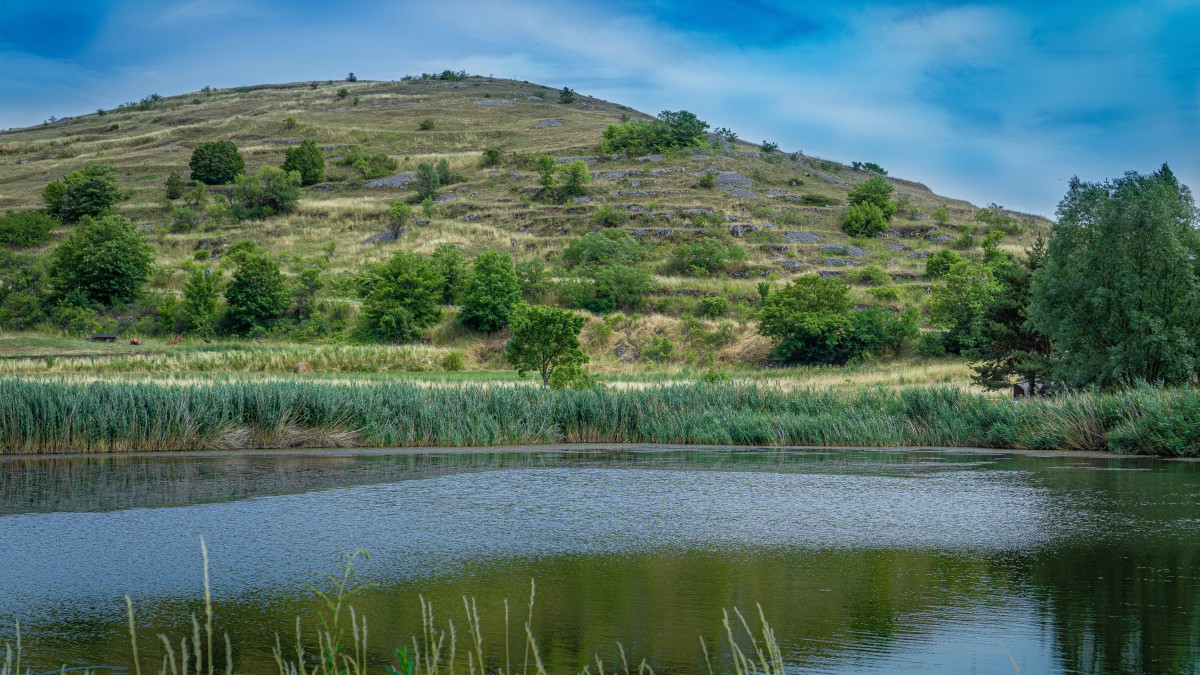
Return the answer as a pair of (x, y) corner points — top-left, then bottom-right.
(0, 75), (1051, 373)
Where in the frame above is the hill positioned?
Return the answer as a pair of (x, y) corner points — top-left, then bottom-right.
(0, 75), (1051, 374)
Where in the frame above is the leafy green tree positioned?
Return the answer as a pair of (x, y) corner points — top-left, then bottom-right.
(657, 110), (710, 148)
(181, 268), (221, 337)
(189, 141), (245, 185)
(932, 205), (951, 224)
(928, 260), (1001, 355)
(0, 250), (49, 329)
(599, 109), (710, 155)
(429, 243), (466, 305)
(842, 201), (888, 237)
(435, 159), (453, 185)
(664, 237), (747, 276)
(50, 214), (154, 306)
(223, 254), (290, 335)
(758, 275), (854, 364)
(421, 196), (436, 220)
(558, 87), (577, 104)
(924, 249), (963, 277)
(228, 167), (301, 220)
(355, 250), (443, 343)
(165, 171), (187, 200)
(1029, 165), (1200, 388)
(563, 229), (643, 269)
(559, 160), (590, 197)
(290, 258), (325, 321)
(414, 162), (440, 201)
(460, 249), (521, 332)
(563, 264), (653, 314)
(505, 303), (589, 388)
(49, 164), (124, 222)
(0, 211), (55, 246)
(535, 155), (556, 189)
(281, 139), (325, 186)
(387, 201), (412, 237)
(966, 240), (1053, 390)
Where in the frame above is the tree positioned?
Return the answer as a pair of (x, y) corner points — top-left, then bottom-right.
(1029, 165), (1200, 388)
(928, 260), (1001, 355)
(505, 303), (589, 388)
(563, 264), (652, 314)
(414, 162), (440, 201)
(664, 237), (747, 276)
(223, 254), (290, 335)
(429, 243), (466, 305)
(50, 214), (153, 307)
(843, 176), (896, 237)
(0, 250), (50, 330)
(558, 160), (590, 197)
(460, 249), (521, 332)
(52, 165), (123, 222)
(387, 201), (412, 237)
(227, 167), (301, 220)
(758, 275), (854, 365)
(563, 229), (643, 270)
(189, 141), (244, 185)
(558, 87), (577, 104)
(535, 155), (556, 189)
(282, 139), (325, 186)
(346, 72), (358, 82)
(354, 250), (443, 343)
(966, 240), (1054, 390)
(181, 268), (221, 337)
(924, 249), (962, 278)
(932, 205), (951, 224)
(842, 201), (888, 237)
(599, 110), (710, 155)
(165, 171), (187, 200)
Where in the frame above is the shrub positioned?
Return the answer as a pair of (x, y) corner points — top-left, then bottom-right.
(414, 162), (440, 201)
(346, 72), (357, 82)
(0, 250), (49, 329)
(559, 160), (591, 198)
(227, 167), (301, 220)
(761, 141), (779, 153)
(558, 87), (577, 104)
(50, 214), (154, 307)
(694, 294), (728, 318)
(355, 250), (443, 343)
(758, 275), (854, 364)
(387, 201), (412, 237)
(535, 155), (556, 189)
(189, 141), (244, 185)
(643, 335), (675, 362)
(917, 331), (948, 357)
(933, 205), (950, 224)
(441, 351), (465, 372)
(281, 139), (325, 186)
(164, 171), (187, 200)
(284, 117), (297, 130)
(0, 211), (55, 246)
(418, 119), (435, 131)
(698, 171), (718, 189)
(339, 148), (397, 180)
(459, 249), (521, 331)
(867, 285), (900, 301)
(421, 196), (436, 219)
(563, 264), (653, 314)
(223, 254), (290, 335)
(180, 268), (221, 337)
(429, 243), (466, 305)
(845, 306), (919, 359)
(337, 88), (349, 99)
(591, 204), (629, 227)
(600, 110), (710, 155)
(842, 201), (888, 237)
(563, 229), (642, 269)
(505, 303), (589, 387)
(50, 165), (124, 222)
(481, 148), (502, 167)
(847, 265), (890, 285)
(665, 237), (747, 276)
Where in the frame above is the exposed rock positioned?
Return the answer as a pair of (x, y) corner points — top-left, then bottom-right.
(266, 139), (301, 145)
(783, 231), (822, 243)
(885, 243), (910, 252)
(526, 96), (543, 101)
(908, 251), (932, 259)
(728, 224), (757, 238)
(598, 170), (633, 179)
(681, 208), (717, 217)
(16, 159), (28, 165)
(474, 99), (515, 106)
(451, 83), (471, 89)
(635, 154), (665, 162)
(612, 190), (656, 197)
(435, 194), (456, 203)
(729, 187), (759, 199)
(361, 231), (399, 245)
(819, 270), (848, 279)
(362, 173), (416, 189)
(631, 228), (681, 239)
(572, 196), (592, 204)
(167, 145), (186, 152)
(555, 156), (598, 164)
(532, 119), (563, 129)
(310, 184), (337, 191)
(820, 244), (868, 258)
(913, 214), (928, 221)
(824, 258), (859, 267)
(780, 259), (804, 270)
(463, 214), (483, 221)
(645, 168), (686, 175)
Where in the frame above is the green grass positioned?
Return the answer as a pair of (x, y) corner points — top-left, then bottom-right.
(1, 378), (1195, 456)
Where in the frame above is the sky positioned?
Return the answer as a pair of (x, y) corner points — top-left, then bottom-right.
(1, 0), (1197, 215)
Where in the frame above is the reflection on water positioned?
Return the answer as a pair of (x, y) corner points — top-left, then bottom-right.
(1, 448), (1197, 673)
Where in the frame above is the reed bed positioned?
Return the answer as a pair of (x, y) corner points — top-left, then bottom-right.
(0, 379), (1195, 456)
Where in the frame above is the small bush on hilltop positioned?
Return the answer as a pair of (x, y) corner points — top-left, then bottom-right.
(600, 110), (710, 156)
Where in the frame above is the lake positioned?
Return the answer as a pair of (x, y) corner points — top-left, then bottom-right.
(1, 447), (1197, 673)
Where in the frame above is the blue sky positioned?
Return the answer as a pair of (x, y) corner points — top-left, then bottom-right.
(1, 0), (1197, 215)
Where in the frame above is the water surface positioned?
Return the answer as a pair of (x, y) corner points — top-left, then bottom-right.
(1, 447), (1197, 673)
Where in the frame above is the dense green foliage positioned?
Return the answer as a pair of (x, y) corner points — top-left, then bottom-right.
(966, 241), (1053, 390)
(355, 250), (443, 343)
(223, 254), (291, 335)
(558, 87), (577, 104)
(758, 275), (915, 364)
(281, 139), (326, 186)
(600, 110), (710, 155)
(924, 249), (962, 277)
(50, 214), (154, 307)
(460, 249), (521, 331)
(387, 200), (412, 236)
(45, 164), (124, 222)
(505, 303), (589, 387)
(0, 250), (48, 329)
(0, 210), (54, 246)
(226, 167), (301, 220)
(842, 176), (896, 237)
(664, 237), (747, 276)
(429, 243), (466, 305)
(339, 148), (398, 180)
(180, 268), (221, 337)
(563, 229), (643, 269)
(563, 264), (652, 314)
(189, 141), (245, 185)
(3, 379), (1196, 455)
(558, 160), (591, 198)
(164, 171), (187, 200)
(414, 162), (440, 201)
(1030, 165), (1200, 388)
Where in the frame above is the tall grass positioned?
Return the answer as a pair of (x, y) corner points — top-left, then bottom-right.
(0, 379), (1195, 456)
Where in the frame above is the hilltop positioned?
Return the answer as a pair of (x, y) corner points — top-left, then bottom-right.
(0, 74), (1051, 374)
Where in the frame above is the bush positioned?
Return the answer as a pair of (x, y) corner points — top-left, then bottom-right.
(917, 331), (948, 357)
(414, 162), (440, 201)
(694, 294), (728, 318)
(346, 72), (357, 82)
(643, 335), (675, 362)
(49, 164), (124, 222)
(227, 167), (301, 220)
(847, 265), (890, 285)
(600, 110), (710, 155)
(0, 250), (49, 329)
(181, 268), (221, 337)
(559, 160), (590, 198)
(924, 249), (962, 278)
(460, 249), (521, 332)
(535, 155), (556, 189)
(50, 214), (154, 307)
(165, 171), (187, 200)
(355, 250), (444, 343)
(761, 141), (779, 153)
(281, 139), (325, 186)
(563, 229), (642, 269)
(481, 148), (502, 167)
(842, 201), (888, 237)
(866, 285), (900, 301)
(339, 148), (397, 180)
(563, 264), (653, 314)
(337, 88), (349, 99)
(189, 141), (245, 185)
(933, 205), (950, 224)
(698, 171), (718, 188)
(418, 119), (435, 131)
(0, 211), (54, 246)
(591, 204), (629, 227)
(505, 303), (589, 387)
(223, 254), (290, 335)
(558, 87), (577, 104)
(758, 275), (855, 365)
(429, 243), (466, 305)
(665, 237), (747, 276)
(387, 201), (412, 237)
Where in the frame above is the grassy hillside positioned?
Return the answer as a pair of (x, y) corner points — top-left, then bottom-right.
(0, 75), (1051, 376)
